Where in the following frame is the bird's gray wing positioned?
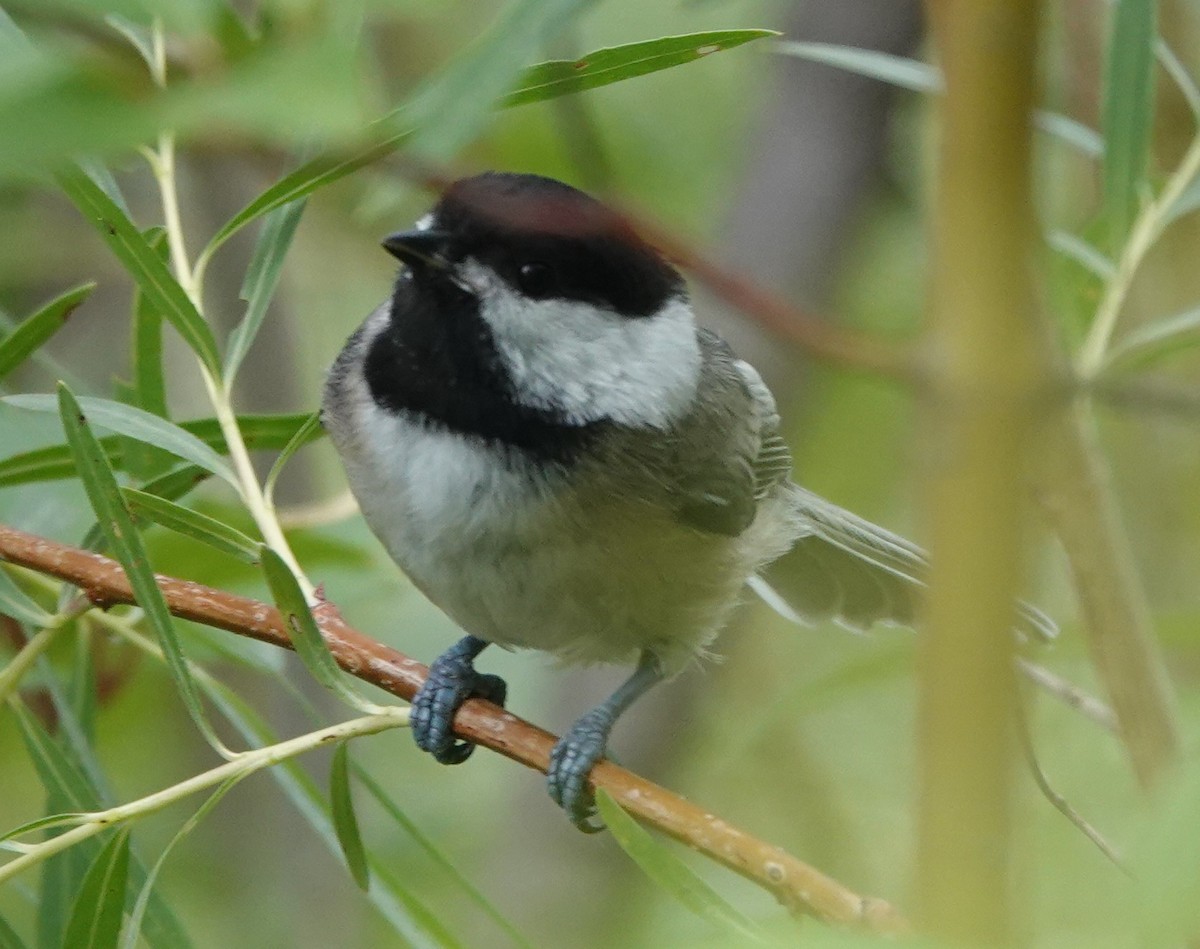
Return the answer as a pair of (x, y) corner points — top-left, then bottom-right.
(758, 483), (1058, 641)
(669, 335), (789, 538)
(667, 335), (1057, 641)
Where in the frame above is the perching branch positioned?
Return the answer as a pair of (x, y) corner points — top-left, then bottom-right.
(0, 522), (909, 935)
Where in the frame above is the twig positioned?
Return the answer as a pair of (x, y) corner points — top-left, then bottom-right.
(0, 521), (909, 934)
(1015, 695), (1127, 872)
(1016, 658), (1118, 734)
(0, 705), (409, 887)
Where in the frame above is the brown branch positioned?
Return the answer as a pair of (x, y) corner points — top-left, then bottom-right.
(0, 522), (908, 934)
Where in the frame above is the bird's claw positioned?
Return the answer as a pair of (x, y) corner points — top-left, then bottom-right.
(412, 642), (506, 765)
(547, 707), (614, 833)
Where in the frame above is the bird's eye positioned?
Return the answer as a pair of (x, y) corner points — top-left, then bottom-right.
(515, 262), (555, 298)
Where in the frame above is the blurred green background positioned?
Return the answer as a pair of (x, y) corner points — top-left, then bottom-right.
(2, 0), (1200, 946)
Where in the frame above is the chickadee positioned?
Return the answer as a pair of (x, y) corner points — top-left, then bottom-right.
(322, 171), (1056, 831)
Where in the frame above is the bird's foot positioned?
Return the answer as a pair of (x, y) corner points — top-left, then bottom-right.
(547, 706), (615, 833)
(412, 636), (505, 765)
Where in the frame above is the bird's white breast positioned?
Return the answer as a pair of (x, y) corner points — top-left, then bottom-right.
(322, 306), (794, 674)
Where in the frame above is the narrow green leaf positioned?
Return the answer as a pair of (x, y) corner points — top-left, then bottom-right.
(330, 743), (370, 891)
(71, 626), (98, 744)
(502, 29), (778, 107)
(0, 567), (56, 627)
(81, 465), (211, 554)
(11, 699), (100, 812)
(5, 394), (239, 491)
(1103, 0), (1157, 245)
(263, 411), (321, 501)
(62, 829), (130, 949)
(355, 768), (530, 947)
(401, 0), (590, 161)
(120, 778), (240, 949)
(131, 229), (170, 420)
(74, 159), (132, 217)
(114, 377), (167, 484)
(201, 138), (398, 260)
(57, 384), (229, 755)
(202, 23), (770, 255)
(594, 790), (763, 942)
(0, 813), (88, 846)
(24, 658), (194, 949)
(225, 199), (307, 382)
(1031, 115), (1103, 160)
(198, 679), (457, 947)
(1167, 173), (1200, 224)
(14, 683), (106, 949)
(1047, 230), (1116, 280)
(1105, 304), (1200, 371)
(259, 547), (361, 706)
(774, 40), (940, 94)
(16, 651), (191, 949)
(105, 15), (156, 71)
(0, 911), (28, 949)
(121, 489), (262, 564)
(40, 847), (87, 949)
(775, 41), (1103, 159)
(0, 6), (23, 48)
(1157, 38), (1200, 121)
(0, 412), (322, 488)
(55, 168), (221, 374)
(0, 284), (94, 382)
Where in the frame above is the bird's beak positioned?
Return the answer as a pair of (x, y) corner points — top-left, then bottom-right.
(381, 229), (453, 270)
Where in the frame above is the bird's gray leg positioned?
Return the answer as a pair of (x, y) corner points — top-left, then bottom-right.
(412, 635), (507, 765)
(547, 651), (665, 832)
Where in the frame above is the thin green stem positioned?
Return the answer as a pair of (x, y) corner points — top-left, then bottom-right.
(0, 706), (409, 887)
(1080, 131), (1200, 374)
(200, 366), (313, 595)
(143, 21), (314, 599)
(0, 624), (65, 707)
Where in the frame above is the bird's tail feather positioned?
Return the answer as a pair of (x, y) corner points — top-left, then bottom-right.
(748, 483), (1058, 643)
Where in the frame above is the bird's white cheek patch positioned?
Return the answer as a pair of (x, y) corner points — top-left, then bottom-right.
(459, 260), (702, 428)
